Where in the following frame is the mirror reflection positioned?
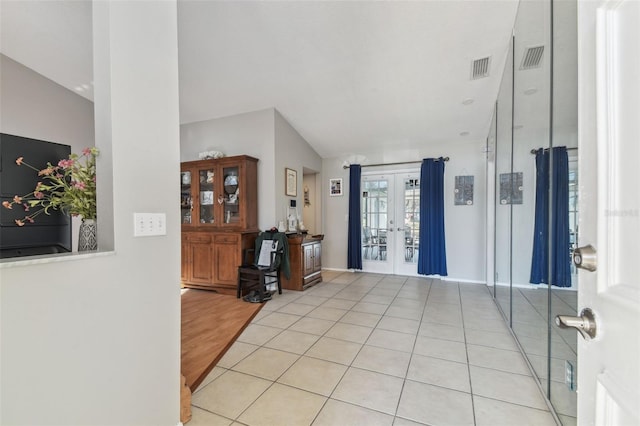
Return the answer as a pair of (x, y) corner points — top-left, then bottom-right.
(490, 0), (578, 424)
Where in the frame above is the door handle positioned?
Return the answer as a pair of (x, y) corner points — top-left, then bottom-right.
(555, 307), (597, 340)
(573, 244), (596, 272)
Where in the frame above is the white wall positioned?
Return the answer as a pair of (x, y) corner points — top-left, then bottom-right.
(0, 54), (95, 251)
(0, 2), (181, 424)
(180, 108), (276, 229)
(302, 172), (317, 234)
(322, 140), (488, 283)
(274, 110), (322, 228)
(179, 108), (323, 231)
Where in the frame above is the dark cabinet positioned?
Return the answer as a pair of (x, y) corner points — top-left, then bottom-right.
(282, 235), (323, 291)
(180, 155), (259, 293)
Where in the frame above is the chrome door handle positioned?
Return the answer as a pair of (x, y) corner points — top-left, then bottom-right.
(573, 244), (596, 272)
(555, 307), (597, 340)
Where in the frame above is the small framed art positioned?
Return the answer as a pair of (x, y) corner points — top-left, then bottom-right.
(330, 178), (343, 196)
(285, 168), (297, 197)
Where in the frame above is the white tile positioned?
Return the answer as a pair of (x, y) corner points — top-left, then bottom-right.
(255, 311), (302, 329)
(313, 399), (394, 426)
(191, 370), (271, 419)
(321, 298), (357, 310)
(277, 302), (317, 316)
(306, 336), (362, 365)
(307, 306), (348, 321)
(339, 311), (382, 327)
(264, 329), (320, 354)
(397, 380), (474, 426)
(469, 365), (548, 410)
(216, 342), (259, 369)
(325, 322), (373, 344)
(278, 356), (347, 396)
(467, 344), (531, 375)
(352, 345), (411, 377)
(406, 354), (470, 393)
(238, 383), (326, 426)
(418, 321), (465, 342)
(474, 395), (556, 426)
(236, 324), (283, 346)
(366, 329), (416, 353)
(352, 301), (389, 315)
(288, 317), (336, 335)
(377, 316), (420, 335)
(194, 366), (227, 393)
(187, 406), (233, 426)
(232, 347), (299, 381)
(332, 368), (404, 415)
(413, 336), (467, 363)
(465, 328), (519, 351)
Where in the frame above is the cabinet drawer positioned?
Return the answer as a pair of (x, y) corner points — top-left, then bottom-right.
(214, 234), (239, 244)
(186, 233), (212, 244)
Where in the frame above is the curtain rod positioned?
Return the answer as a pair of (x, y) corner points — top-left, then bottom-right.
(342, 157), (449, 169)
(530, 147), (578, 154)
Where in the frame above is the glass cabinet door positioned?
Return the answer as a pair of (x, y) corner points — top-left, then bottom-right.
(222, 166), (239, 225)
(198, 168), (215, 224)
(180, 171), (192, 224)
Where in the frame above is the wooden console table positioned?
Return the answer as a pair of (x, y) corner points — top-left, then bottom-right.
(281, 234), (323, 291)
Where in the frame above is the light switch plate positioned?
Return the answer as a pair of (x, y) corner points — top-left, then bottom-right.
(134, 213), (167, 237)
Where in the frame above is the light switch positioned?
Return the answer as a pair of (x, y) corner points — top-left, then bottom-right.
(134, 213), (167, 237)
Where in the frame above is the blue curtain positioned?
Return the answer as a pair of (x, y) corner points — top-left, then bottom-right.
(530, 147), (571, 287)
(347, 164), (362, 270)
(418, 158), (447, 276)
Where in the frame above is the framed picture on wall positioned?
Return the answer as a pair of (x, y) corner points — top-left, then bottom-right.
(285, 168), (297, 196)
(330, 178), (343, 196)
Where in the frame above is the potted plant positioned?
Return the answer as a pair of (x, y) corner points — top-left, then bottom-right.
(2, 147), (99, 251)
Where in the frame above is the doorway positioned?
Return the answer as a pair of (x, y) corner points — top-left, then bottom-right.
(361, 171), (420, 276)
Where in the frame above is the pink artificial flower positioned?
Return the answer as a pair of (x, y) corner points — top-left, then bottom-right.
(13, 195), (22, 203)
(2, 201), (12, 209)
(82, 148), (92, 156)
(22, 203), (29, 212)
(15, 219), (25, 226)
(25, 216), (34, 223)
(34, 191), (45, 199)
(39, 167), (54, 176)
(15, 157), (24, 165)
(58, 159), (75, 169)
(74, 181), (86, 190)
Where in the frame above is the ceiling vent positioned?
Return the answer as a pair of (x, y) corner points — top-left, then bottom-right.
(471, 56), (491, 80)
(520, 45), (545, 70)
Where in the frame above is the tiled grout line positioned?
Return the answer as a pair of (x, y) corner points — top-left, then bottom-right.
(194, 272), (555, 425)
(391, 277), (433, 425)
(458, 281), (479, 426)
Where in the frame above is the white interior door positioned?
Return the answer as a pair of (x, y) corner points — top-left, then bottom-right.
(361, 171), (420, 276)
(573, 1), (640, 424)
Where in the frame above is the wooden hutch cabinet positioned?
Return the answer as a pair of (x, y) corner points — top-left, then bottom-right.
(281, 234), (323, 291)
(180, 155), (259, 293)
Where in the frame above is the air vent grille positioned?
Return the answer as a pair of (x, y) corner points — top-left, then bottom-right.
(471, 57), (491, 80)
(520, 45), (544, 70)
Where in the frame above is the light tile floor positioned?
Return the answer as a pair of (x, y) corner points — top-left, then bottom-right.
(189, 272), (558, 426)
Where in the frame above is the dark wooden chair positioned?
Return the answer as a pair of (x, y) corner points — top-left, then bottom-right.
(237, 236), (284, 302)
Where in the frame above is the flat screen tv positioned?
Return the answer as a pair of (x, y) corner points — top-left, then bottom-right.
(0, 133), (72, 258)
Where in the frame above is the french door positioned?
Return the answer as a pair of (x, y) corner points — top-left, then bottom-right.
(361, 171), (420, 276)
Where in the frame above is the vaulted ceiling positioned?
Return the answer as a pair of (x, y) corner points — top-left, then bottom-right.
(1, 0), (519, 158)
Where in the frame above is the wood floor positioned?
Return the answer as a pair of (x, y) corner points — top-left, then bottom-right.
(181, 289), (263, 391)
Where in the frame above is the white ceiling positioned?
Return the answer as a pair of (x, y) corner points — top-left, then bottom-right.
(0, 0), (519, 159)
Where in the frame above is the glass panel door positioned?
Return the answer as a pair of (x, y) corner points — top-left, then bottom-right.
(181, 171), (192, 224)
(361, 175), (392, 273)
(361, 172), (420, 276)
(394, 173), (420, 276)
(222, 166), (239, 225)
(198, 168), (215, 224)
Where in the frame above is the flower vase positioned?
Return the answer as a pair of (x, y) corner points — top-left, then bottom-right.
(78, 219), (97, 251)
